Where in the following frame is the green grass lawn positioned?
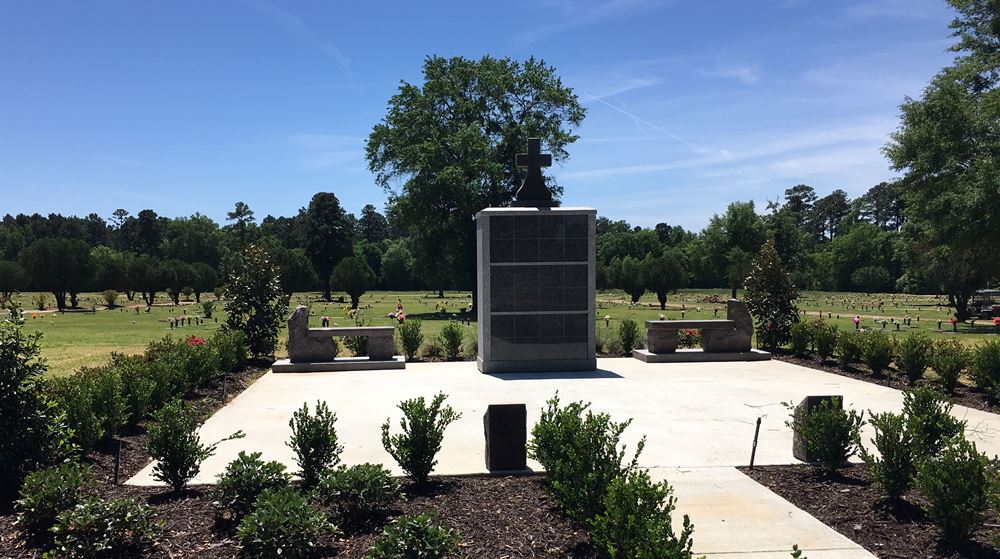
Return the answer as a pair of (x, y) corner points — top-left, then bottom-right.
(7, 288), (997, 377)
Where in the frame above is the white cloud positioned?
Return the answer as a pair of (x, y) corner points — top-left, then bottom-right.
(701, 64), (761, 85)
(513, 0), (668, 44)
(248, 0), (352, 78)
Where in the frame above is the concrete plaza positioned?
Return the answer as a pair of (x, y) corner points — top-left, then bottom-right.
(128, 358), (1000, 558)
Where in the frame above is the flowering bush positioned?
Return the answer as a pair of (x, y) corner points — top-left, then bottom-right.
(678, 329), (701, 349)
(186, 335), (206, 347)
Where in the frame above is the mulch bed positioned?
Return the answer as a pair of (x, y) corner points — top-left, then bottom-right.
(0, 359), (593, 559)
(774, 351), (1000, 415)
(739, 463), (1000, 559)
(0, 476), (594, 559)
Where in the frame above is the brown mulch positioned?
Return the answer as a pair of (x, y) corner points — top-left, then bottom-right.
(0, 358), (593, 559)
(739, 463), (1000, 559)
(0, 476), (594, 559)
(775, 351), (1000, 415)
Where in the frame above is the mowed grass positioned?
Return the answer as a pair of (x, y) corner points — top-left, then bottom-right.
(7, 288), (998, 377)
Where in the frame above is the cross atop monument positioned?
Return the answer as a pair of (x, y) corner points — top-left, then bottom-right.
(512, 138), (558, 207)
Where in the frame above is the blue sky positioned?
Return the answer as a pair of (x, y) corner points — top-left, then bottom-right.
(0, 0), (958, 230)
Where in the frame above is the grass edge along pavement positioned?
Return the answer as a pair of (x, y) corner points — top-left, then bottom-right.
(12, 288), (998, 378)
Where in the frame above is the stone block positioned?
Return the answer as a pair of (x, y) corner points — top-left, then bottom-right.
(287, 306), (337, 362)
(791, 395), (843, 463)
(367, 335), (395, 361)
(483, 404), (527, 471)
(647, 327), (678, 353)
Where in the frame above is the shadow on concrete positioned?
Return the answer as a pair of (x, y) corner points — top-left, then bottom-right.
(487, 369), (623, 381)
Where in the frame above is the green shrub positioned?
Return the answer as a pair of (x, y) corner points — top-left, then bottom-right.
(364, 512), (460, 559)
(902, 386), (965, 460)
(897, 331), (933, 385)
(786, 398), (862, 473)
(617, 318), (641, 354)
(1, 306), (76, 497)
(287, 400), (342, 487)
(788, 321), (812, 356)
(970, 340), (1000, 398)
(215, 451), (290, 522)
(421, 339), (443, 359)
(858, 412), (913, 499)
(381, 392), (461, 485)
(861, 329), (895, 376)
(528, 393), (644, 521)
(814, 323), (837, 362)
(397, 320), (423, 361)
(316, 463), (400, 525)
(345, 335), (368, 357)
(212, 329), (248, 373)
(916, 435), (991, 544)
(48, 497), (157, 558)
(236, 487), (336, 559)
(85, 365), (128, 440)
(588, 469), (695, 559)
(47, 375), (103, 451)
(438, 322), (464, 360)
(931, 339), (968, 394)
(16, 462), (94, 544)
(201, 299), (215, 318)
(112, 353), (155, 426)
(145, 337), (193, 406)
(178, 339), (223, 388)
(835, 330), (862, 369)
(147, 399), (244, 491)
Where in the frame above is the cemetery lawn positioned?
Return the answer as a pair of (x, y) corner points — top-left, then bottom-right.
(741, 464), (1000, 559)
(12, 288), (997, 377)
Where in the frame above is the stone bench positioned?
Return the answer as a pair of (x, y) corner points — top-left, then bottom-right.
(644, 299), (753, 353)
(286, 306), (396, 363)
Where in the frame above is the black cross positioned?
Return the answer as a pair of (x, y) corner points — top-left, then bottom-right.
(512, 138), (556, 206)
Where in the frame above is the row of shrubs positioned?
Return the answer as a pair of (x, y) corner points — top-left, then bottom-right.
(395, 320), (475, 361)
(790, 386), (996, 545)
(45, 329), (249, 451)
(16, 393), (464, 558)
(788, 320), (1000, 394)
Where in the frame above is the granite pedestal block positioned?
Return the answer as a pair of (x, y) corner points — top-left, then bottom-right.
(483, 404), (528, 471)
(476, 207), (597, 373)
(791, 395), (843, 463)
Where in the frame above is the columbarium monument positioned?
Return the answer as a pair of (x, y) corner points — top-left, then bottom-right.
(476, 138), (597, 373)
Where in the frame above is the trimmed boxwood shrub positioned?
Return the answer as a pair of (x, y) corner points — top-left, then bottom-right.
(617, 318), (641, 354)
(381, 393), (460, 485)
(16, 462), (94, 544)
(813, 323), (837, 362)
(788, 321), (812, 356)
(930, 339), (968, 394)
(835, 330), (862, 369)
(236, 487), (336, 559)
(437, 322), (464, 360)
(786, 397), (862, 473)
(212, 329), (249, 373)
(528, 393), (644, 521)
(364, 512), (460, 559)
(897, 331), (933, 385)
(49, 497), (157, 558)
(588, 469), (696, 559)
(916, 435), (991, 544)
(148, 399), (244, 491)
(970, 340), (1000, 398)
(214, 451), (290, 522)
(902, 386), (965, 460)
(858, 412), (913, 500)
(287, 400), (342, 488)
(861, 329), (895, 377)
(397, 320), (423, 361)
(112, 353), (155, 426)
(316, 463), (400, 526)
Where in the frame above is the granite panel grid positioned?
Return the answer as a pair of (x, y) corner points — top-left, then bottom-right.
(477, 207), (596, 373)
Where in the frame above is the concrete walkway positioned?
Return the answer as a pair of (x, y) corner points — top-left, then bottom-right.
(128, 358), (1000, 558)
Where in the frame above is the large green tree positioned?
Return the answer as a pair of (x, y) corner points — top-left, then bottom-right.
(331, 256), (376, 309)
(18, 237), (94, 310)
(302, 193), (354, 301)
(641, 251), (688, 310)
(224, 244), (285, 357)
(0, 260), (30, 300)
(884, 0), (1000, 319)
(366, 55), (586, 306)
(702, 202), (766, 297)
